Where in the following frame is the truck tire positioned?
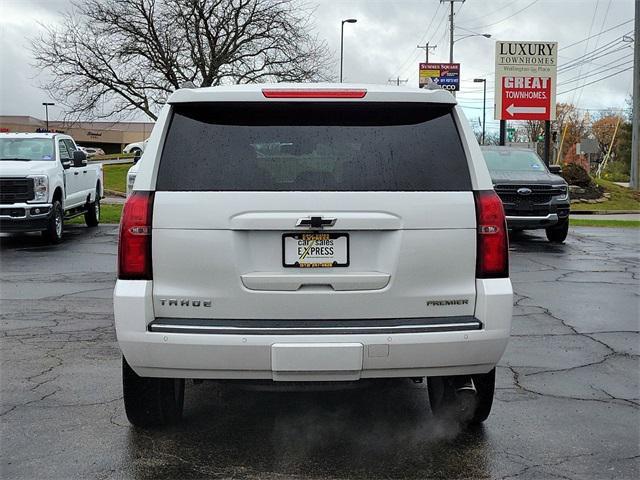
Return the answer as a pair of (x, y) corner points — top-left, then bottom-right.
(546, 219), (569, 243)
(427, 369), (496, 425)
(122, 356), (185, 427)
(43, 200), (63, 244)
(85, 195), (100, 227)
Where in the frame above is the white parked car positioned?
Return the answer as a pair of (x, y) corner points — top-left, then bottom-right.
(114, 84), (512, 427)
(0, 133), (103, 243)
(123, 139), (148, 154)
(79, 146), (105, 158)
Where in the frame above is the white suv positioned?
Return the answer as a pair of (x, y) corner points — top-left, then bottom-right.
(114, 84), (512, 427)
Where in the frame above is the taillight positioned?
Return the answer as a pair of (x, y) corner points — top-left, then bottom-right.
(474, 190), (508, 278)
(118, 191), (154, 280)
(262, 88), (367, 99)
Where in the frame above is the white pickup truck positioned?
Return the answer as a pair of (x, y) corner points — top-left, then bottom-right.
(0, 133), (103, 243)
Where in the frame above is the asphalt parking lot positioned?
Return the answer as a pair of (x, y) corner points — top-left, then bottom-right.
(1, 225), (638, 479)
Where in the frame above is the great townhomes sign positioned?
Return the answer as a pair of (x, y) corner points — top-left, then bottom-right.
(494, 41), (558, 121)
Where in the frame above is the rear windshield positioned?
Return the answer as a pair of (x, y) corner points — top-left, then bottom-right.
(156, 102), (471, 191)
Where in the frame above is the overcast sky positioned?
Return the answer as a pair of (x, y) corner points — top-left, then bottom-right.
(0, 0), (635, 133)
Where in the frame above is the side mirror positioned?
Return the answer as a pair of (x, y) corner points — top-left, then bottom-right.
(548, 165), (562, 175)
(133, 150), (142, 164)
(73, 150), (87, 167)
(62, 160), (73, 169)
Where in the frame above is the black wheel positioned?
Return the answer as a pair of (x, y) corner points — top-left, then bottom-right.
(428, 369), (496, 425)
(122, 356), (185, 427)
(85, 194), (100, 227)
(546, 219), (569, 243)
(130, 147), (142, 154)
(43, 200), (63, 244)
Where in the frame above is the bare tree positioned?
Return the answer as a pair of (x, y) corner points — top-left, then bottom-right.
(523, 120), (544, 144)
(31, 0), (333, 121)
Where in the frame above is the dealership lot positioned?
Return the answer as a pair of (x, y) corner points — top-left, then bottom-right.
(1, 226), (638, 479)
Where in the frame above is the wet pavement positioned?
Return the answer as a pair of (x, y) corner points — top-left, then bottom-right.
(1, 225), (639, 479)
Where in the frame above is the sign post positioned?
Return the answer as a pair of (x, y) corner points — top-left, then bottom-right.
(495, 41), (557, 162)
(419, 63), (460, 91)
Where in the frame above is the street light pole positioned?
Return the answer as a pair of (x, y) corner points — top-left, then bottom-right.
(340, 18), (357, 83)
(473, 78), (486, 145)
(42, 102), (54, 132)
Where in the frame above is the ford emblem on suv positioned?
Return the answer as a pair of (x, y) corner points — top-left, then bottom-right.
(517, 187), (532, 196)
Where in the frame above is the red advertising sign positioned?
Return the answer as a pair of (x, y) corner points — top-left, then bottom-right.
(500, 76), (552, 121)
(494, 41), (557, 121)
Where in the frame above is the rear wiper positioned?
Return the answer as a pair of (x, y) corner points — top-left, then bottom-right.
(0, 158), (33, 161)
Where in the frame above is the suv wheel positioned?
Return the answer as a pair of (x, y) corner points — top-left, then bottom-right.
(122, 356), (185, 427)
(43, 200), (63, 244)
(546, 219), (569, 243)
(427, 369), (495, 425)
(85, 194), (100, 227)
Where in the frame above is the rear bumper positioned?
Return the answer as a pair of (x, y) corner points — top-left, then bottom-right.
(114, 279), (512, 381)
(0, 203), (52, 232)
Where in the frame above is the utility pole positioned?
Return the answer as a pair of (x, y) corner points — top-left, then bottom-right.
(631, 0), (639, 189)
(417, 43), (437, 63)
(388, 77), (408, 86)
(440, 0), (464, 62)
(441, 0), (464, 97)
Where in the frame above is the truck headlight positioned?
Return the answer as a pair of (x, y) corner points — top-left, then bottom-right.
(553, 184), (568, 201)
(28, 175), (48, 203)
(126, 172), (137, 196)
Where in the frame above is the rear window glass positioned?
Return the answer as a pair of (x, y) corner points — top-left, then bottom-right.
(156, 102), (471, 191)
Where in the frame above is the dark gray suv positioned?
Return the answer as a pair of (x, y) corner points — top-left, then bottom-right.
(481, 146), (570, 243)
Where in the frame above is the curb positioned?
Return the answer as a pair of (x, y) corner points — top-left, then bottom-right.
(104, 189), (126, 198)
(570, 210), (640, 215)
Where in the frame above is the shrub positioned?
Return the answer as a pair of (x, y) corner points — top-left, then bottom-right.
(602, 161), (630, 182)
(561, 162), (592, 187)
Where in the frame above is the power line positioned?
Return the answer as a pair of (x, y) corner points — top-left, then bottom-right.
(558, 37), (630, 72)
(460, 0), (540, 30)
(394, 3), (443, 75)
(559, 58), (633, 86)
(559, 18), (633, 51)
(571, 0), (601, 106)
(557, 66), (633, 95)
(576, 0), (614, 107)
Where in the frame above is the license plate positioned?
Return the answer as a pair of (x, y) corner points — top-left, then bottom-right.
(283, 233), (349, 268)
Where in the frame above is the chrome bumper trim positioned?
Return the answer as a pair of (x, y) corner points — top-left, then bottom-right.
(506, 213), (558, 222)
(0, 203), (52, 220)
(149, 317), (483, 335)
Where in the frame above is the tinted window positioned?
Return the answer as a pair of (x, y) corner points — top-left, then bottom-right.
(482, 149), (547, 172)
(157, 102), (471, 191)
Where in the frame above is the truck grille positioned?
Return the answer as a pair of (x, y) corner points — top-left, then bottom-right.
(495, 184), (563, 205)
(0, 178), (35, 203)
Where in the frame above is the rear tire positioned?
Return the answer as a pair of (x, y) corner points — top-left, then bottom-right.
(546, 219), (569, 243)
(85, 195), (100, 227)
(122, 356), (185, 427)
(428, 369), (496, 425)
(42, 200), (63, 244)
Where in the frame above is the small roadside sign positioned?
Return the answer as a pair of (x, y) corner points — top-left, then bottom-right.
(494, 41), (557, 121)
(419, 63), (460, 91)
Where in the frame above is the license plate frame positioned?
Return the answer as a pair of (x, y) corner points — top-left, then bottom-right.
(282, 232), (349, 268)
